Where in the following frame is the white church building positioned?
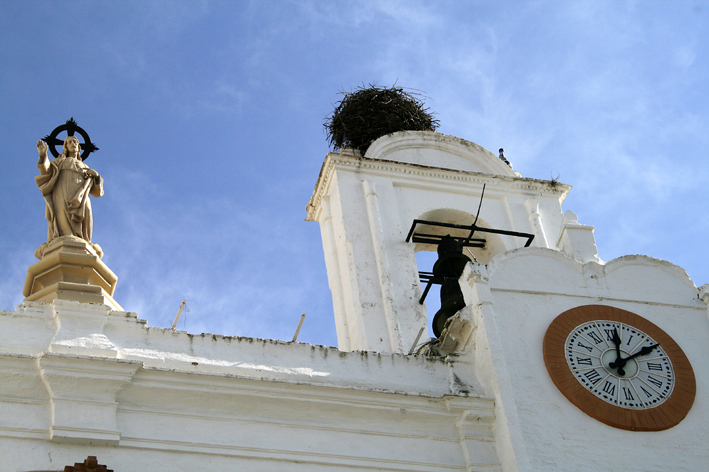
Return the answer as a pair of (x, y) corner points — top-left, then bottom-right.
(0, 131), (707, 471)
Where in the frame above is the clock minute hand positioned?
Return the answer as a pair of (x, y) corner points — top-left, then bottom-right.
(612, 329), (622, 360)
(621, 343), (660, 362)
(608, 328), (626, 375)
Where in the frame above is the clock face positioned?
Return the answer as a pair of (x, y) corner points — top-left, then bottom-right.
(544, 305), (695, 431)
(566, 321), (674, 409)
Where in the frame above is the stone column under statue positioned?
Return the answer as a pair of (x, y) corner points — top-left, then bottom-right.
(23, 127), (121, 310)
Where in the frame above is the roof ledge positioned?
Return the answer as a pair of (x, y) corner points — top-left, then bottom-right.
(364, 130), (519, 177)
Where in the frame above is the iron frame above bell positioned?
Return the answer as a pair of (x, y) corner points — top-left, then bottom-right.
(408, 219), (535, 306)
(405, 219), (535, 247)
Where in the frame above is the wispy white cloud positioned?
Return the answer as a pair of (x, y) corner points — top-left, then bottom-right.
(1, 0), (707, 348)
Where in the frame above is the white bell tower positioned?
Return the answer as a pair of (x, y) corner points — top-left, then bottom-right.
(307, 131), (583, 353)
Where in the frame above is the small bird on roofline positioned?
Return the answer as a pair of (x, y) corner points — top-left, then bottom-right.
(499, 148), (512, 169)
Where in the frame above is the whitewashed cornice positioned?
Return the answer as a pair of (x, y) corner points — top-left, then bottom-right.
(306, 153), (571, 221)
(365, 130), (518, 177)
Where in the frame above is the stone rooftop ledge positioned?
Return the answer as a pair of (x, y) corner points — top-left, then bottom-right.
(0, 300), (481, 398)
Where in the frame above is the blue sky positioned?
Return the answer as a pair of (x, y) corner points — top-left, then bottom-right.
(1, 1), (707, 347)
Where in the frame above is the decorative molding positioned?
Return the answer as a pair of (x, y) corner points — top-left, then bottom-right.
(365, 130), (516, 178)
(489, 287), (709, 310)
(117, 404), (483, 444)
(39, 353), (141, 445)
(362, 179), (403, 352)
(306, 154), (570, 221)
(128, 365), (489, 409)
(117, 435), (485, 472)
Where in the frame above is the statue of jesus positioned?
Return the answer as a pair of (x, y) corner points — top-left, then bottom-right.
(35, 136), (103, 244)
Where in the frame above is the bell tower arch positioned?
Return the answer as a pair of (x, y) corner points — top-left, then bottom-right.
(306, 131), (571, 353)
(413, 209), (507, 264)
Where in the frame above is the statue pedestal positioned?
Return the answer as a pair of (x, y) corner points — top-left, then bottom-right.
(23, 237), (122, 310)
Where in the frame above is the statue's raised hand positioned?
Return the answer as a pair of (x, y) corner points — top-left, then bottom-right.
(37, 140), (48, 157)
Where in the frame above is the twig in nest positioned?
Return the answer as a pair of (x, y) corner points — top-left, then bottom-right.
(324, 83), (439, 156)
(549, 172), (560, 189)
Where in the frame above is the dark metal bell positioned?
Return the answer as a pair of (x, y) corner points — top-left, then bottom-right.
(432, 235), (471, 278)
(430, 235), (470, 338)
(432, 278), (466, 338)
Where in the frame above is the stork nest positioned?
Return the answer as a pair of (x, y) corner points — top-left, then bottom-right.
(324, 84), (439, 156)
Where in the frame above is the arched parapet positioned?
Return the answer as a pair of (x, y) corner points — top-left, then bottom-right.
(486, 247), (587, 295)
(484, 247), (702, 307)
(603, 255), (701, 306)
(365, 131), (519, 177)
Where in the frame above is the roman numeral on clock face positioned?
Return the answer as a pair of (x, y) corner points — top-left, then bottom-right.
(583, 370), (602, 385)
(646, 376), (663, 388)
(561, 318), (679, 413)
(587, 331), (604, 344)
(550, 310), (690, 426)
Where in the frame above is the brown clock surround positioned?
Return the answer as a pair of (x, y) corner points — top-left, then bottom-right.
(543, 304), (695, 431)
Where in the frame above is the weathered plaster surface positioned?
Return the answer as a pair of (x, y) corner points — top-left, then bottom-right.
(306, 131), (570, 355)
(3, 131), (707, 472)
(301, 131), (709, 471)
(0, 300), (498, 472)
(477, 248), (708, 472)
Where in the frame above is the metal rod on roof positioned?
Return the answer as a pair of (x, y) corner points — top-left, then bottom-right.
(408, 327), (426, 355)
(292, 313), (306, 342)
(464, 183), (486, 244)
(172, 300), (187, 329)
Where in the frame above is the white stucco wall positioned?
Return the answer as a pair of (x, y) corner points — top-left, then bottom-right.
(0, 300), (501, 472)
(307, 131), (570, 354)
(469, 249), (708, 472)
(2, 131), (706, 472)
